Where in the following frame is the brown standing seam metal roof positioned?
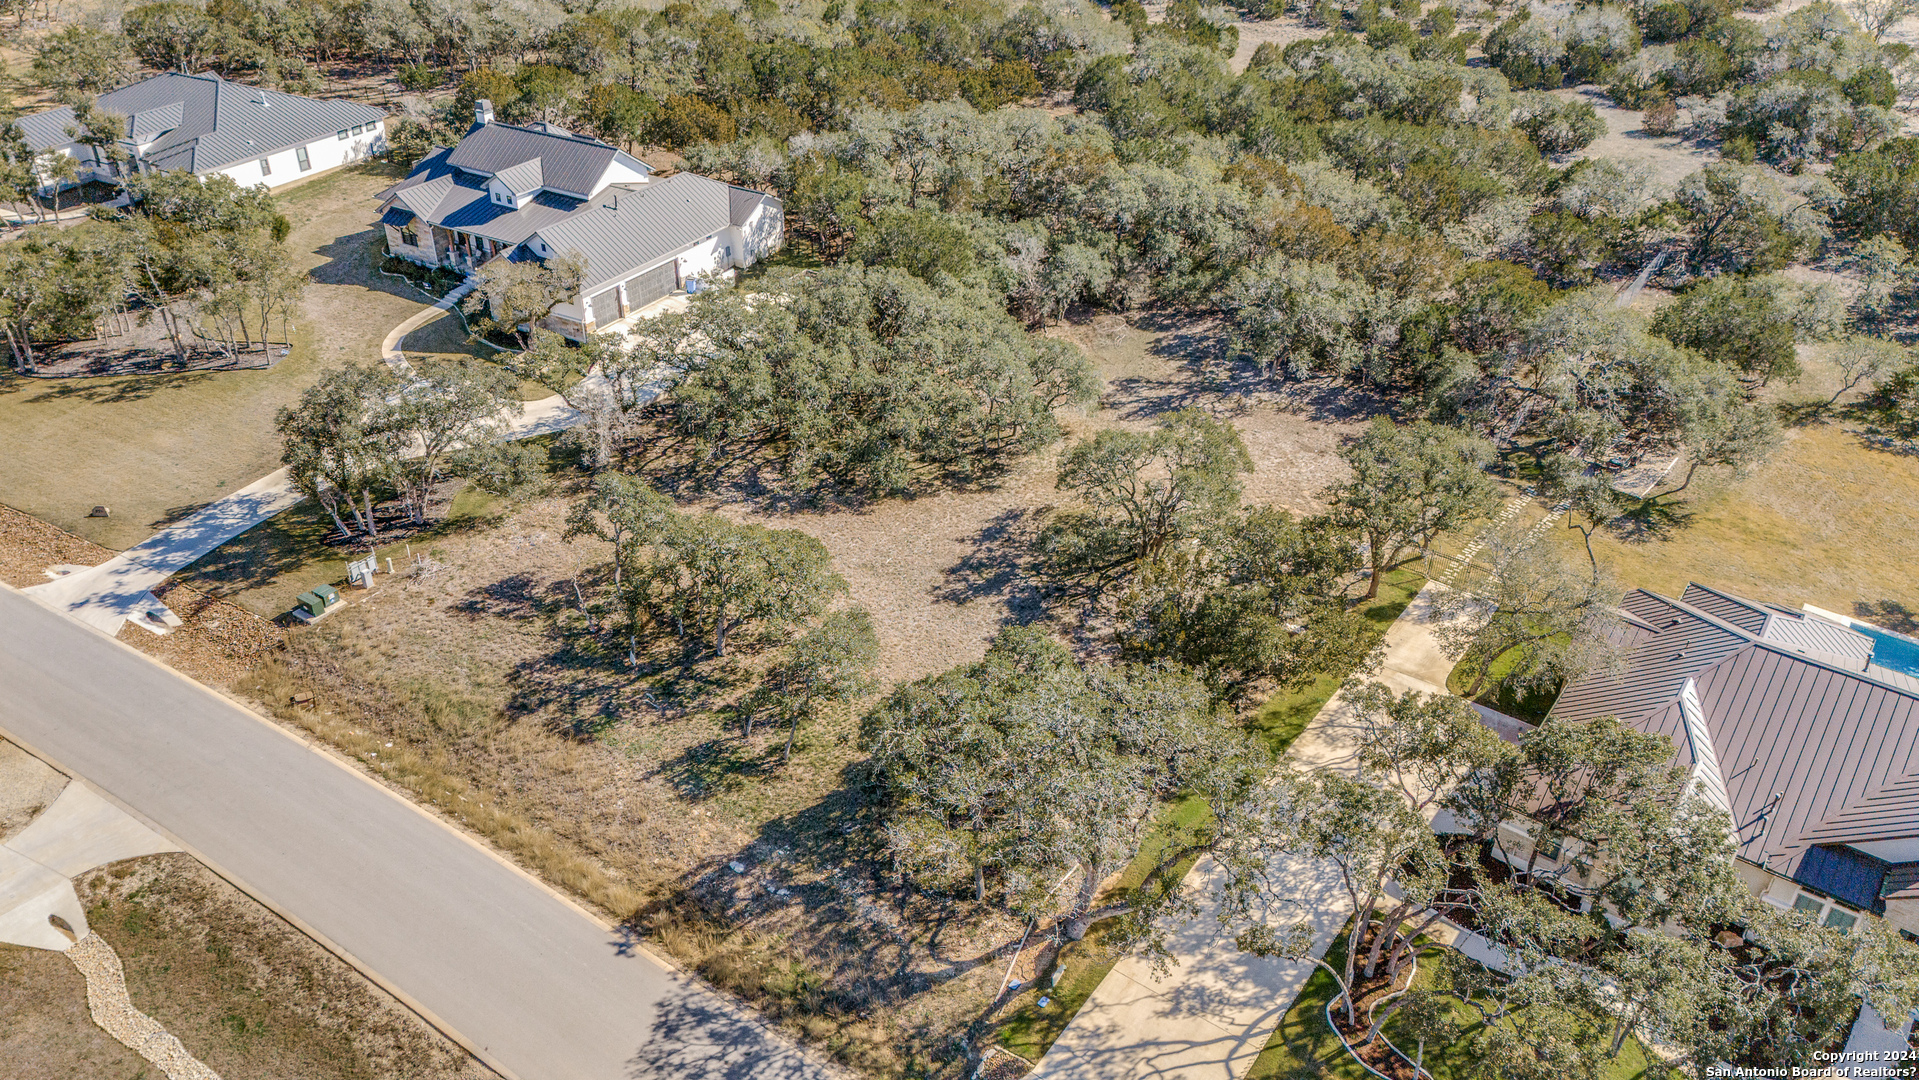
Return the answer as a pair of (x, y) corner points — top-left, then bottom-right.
(1552, 586), (1919, 885)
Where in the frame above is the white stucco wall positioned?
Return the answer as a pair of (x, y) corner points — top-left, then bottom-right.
(210, 119), (385, 190)
(729, 199), (784, 264)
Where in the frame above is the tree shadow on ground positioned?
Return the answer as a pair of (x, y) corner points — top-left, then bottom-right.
(1102, 309), (1397, 426)
(660, 736), (773, 801)
(174, 501), (350, 598)
(306, 228), (439, 303)
(933, 508), (1044, 626)
(150, 501), (214, 530)
(1854, 600), (1919, 635)
(3, 367), (217, 405)
(624, 993), (830, 1080)
(1607, 493), (1696, 542)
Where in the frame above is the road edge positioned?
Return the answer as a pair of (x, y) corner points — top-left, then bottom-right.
(0, 581), (697, 1080)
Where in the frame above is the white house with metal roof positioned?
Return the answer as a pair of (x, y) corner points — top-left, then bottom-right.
(14, 71), (387, 192)
(377, 100), (783, 338)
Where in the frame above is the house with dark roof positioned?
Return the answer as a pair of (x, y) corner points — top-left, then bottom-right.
(15, 71), (387, 192)
(1546, 583), (1919, 943)
(377, 100), (783, 338)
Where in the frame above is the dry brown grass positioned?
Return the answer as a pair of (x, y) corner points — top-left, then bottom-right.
(0, 164), (432, 549)
(72, 853), (494, 1080)
(177, 309), (1386, 1077)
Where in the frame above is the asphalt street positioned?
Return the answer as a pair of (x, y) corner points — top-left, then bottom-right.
(0, 585), (834, 1080)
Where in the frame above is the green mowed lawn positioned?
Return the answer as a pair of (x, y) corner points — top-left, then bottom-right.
(0, 165), (439, 549)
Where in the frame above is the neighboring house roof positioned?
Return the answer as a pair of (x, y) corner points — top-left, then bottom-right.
(383, 131), (781, 297)
(440, 121), (648, 198)
(1552, 586), (1919, 894)
(533, 173), (746, 293)
(15, 72), (385, 175)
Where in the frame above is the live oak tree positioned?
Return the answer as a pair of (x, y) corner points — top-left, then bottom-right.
(1538, 453), (1633, 574)
(1475, 288), (1778, 475)
(277, 361), (520, 537)
(1435, 526), (1619, 700)
(563, 470), (674, 588)
(382, 360), (522, 525)
(278, 363), (407, 539)
(33, 25), (131, 103)
(1651, 273), (1802, 387)
(465, 251), (589, 350)
(1323, 418), (1501, 599)
(1116, 506), (1376, 702)
(1036, 408), (1253, 600)
(627, 515), (845, 657)
(861, 627), (1266, 960)
(759, 608), (879, 762)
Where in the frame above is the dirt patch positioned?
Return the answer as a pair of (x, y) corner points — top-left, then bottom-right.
(118, 581), (288, 686)
(0, 738), (68, 843)
(0, 501), (113, 585)
(1557, 85), (1718, 199)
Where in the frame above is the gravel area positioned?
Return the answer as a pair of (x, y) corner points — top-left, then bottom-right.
(66, 932), (223, 1080)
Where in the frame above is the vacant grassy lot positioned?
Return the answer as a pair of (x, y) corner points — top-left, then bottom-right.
(0, 164), (443, 549)
(155, 310), (1398, 1077)
(1579, 420), (1919, 618)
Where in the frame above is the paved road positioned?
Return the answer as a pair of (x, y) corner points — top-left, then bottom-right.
(0, 585), (835, 1080)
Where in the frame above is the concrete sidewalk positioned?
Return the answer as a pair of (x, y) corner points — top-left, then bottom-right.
(25, 283), (587, 635)
(1029, 582), (1464, 1080)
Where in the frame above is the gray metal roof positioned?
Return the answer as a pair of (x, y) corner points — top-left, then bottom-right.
(1680, 583), (1876, 670)
(14, 72), (384, 174)
(729, 185), (778, 225)
(493, 158), (543, 194)
(530, 172), (738, 293)
(383, 131), (769, 294)
(1552, 585), (1919, 889)
(441, 121), (643, 198)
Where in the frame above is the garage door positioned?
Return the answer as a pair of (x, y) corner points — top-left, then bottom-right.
(587, 287), (620, 327)
(623, 261), (678, 311)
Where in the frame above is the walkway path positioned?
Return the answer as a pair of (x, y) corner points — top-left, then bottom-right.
(1029, 584), (1465, 1080)
(22, 284), (581, 635)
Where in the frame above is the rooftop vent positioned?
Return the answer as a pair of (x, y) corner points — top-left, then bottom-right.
(474, 99), (495, 126)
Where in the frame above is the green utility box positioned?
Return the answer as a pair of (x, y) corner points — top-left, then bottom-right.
(310, 583), (340, 608)
(295, 591), (327, 617)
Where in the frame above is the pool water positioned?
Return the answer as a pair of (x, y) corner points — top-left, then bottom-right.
(1854, 623), (1919, 678)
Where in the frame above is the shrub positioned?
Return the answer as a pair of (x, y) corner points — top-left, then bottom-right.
(1642, 96), (1678, 135)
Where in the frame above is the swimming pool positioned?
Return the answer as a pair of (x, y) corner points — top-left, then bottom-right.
(1853, 622), (1919, 678)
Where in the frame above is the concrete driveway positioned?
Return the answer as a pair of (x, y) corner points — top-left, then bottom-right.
(1029, 582), (1468, 1080)
(0, 584), (839, 1080)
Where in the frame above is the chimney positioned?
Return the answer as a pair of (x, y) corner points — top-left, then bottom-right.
(474, 99), (494, 126)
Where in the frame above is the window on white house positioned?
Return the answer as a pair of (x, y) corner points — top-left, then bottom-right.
(259, 157), (271, 176)
(337, 129), (349, 140)
(296, 146), (310, 171)
(400, 224), (418, 246)
(1794, 892), (1861, 934)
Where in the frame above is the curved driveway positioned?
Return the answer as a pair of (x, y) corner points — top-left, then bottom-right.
(0, 585), (837, 1080)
